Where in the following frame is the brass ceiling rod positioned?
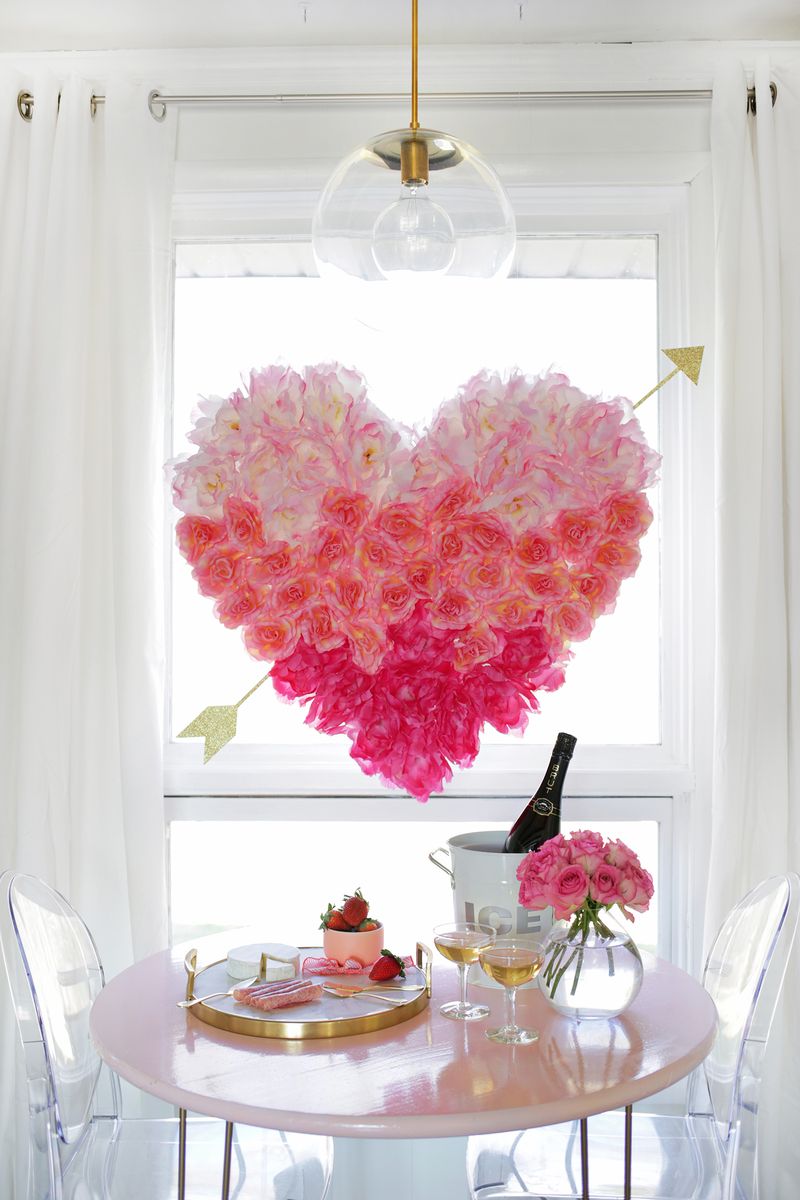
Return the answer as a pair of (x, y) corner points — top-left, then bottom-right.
(17, 84), (777, 124)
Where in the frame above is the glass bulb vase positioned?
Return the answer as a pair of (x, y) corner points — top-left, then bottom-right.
(539, 912), (643, 1020)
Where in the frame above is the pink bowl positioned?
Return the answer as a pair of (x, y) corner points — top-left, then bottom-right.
(323, 923), (385, 966)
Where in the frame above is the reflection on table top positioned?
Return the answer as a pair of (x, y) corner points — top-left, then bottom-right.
(90, 930), (717, 1139)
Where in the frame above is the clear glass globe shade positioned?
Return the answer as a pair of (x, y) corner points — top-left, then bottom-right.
(371, 184), (456, 278)
(313, 128), (516, 284)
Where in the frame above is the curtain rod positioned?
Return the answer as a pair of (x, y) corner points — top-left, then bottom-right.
(17, 83), (776, 122)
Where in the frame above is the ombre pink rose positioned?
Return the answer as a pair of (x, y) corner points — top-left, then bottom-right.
(379, 577), (417, 624)
(376, 503), (427, 553)
(603, 492), (653, 541)
(429, 587), (479, 630)
(547, 599), (594, 642)
(244, 615), (300, 661)
(457, 512), (512, 556)
(516, 529), (558, 568)
(305, 604), (347, 652)
(553, 509), (605, 561)
(175, 514), (226, 565)
(321, 488), (371, 533)
(193, 548), (242, 598)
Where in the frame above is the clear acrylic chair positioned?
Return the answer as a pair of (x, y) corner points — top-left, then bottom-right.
(0, 870), (333, 1200)
(466, 872), (799, 1200)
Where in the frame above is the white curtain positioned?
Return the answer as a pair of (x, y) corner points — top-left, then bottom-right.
(709, 57), (800, 1198)
(0, 72), (175, 1196)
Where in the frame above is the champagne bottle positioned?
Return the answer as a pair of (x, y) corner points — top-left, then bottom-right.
(502, 732), (577, 854)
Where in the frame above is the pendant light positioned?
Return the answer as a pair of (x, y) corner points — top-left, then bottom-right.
(312, 0), (516, 283)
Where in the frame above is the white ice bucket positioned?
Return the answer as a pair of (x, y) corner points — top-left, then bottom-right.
(428, 830), (554, 940)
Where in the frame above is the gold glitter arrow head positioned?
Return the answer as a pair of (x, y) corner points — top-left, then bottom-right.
(633, 344), (705, 410)
(177, 705), (238, 763)
(662, 345), (704, 385)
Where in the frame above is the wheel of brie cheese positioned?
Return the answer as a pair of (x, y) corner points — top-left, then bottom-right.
(226, 942), (301, 981)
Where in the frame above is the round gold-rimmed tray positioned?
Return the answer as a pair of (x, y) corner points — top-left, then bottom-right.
(182, 943), (432, 1040)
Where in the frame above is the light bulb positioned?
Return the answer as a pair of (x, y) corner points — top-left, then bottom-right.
(371, 183), (456, 279)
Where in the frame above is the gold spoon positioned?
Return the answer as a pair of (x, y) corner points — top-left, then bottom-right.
(322, 984), (413, 1006)
(177, 974), (260, 1009)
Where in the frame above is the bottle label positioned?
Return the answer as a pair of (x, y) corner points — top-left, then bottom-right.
(532, 797), (555, 816)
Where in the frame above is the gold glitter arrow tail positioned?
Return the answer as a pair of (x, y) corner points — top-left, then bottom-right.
(177, 674), (270, 763)
(633, 345), (704, 410)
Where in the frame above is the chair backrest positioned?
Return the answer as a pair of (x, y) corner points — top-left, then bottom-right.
(700, 873), (798, 1149)
(0, 871), (105, 1146)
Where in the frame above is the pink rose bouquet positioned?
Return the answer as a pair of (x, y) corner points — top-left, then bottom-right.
(517, 830), (653, 1002)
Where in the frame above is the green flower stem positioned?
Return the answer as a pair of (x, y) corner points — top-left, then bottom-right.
(543, 903), (621, 1001)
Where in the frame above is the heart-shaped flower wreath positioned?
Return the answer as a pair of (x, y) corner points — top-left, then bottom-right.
(172, 364), (659, 800)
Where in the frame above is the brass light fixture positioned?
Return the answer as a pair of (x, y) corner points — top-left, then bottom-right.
(312, 0), (516, 283)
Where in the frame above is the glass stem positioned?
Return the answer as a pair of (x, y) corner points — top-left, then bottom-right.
(458, 962), (469, 1011)
(506, 985), (517, 1032)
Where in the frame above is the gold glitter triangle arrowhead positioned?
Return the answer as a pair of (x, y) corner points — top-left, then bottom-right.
(177, 705), (238, 763)
(662, 345), (704, 385)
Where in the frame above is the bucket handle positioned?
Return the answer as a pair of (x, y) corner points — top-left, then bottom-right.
(428, 847), (455, 888)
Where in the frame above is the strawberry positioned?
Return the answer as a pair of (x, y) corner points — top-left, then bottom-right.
(368, 949), (406, 982)
(358, 919), (379, 931)
(342, 889), (369, 927)
(320, 904), (351, 932)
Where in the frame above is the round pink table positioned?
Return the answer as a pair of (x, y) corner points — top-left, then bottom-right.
(90, 932), (717, 1141)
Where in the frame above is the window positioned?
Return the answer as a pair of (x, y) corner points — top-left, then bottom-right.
(166, 212), (693, 967)
(171, 236), (660, 755)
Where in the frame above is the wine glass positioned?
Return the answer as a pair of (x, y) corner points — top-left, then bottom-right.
(478, 937), (545, 1044)
(433, 922), (496, 1021)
